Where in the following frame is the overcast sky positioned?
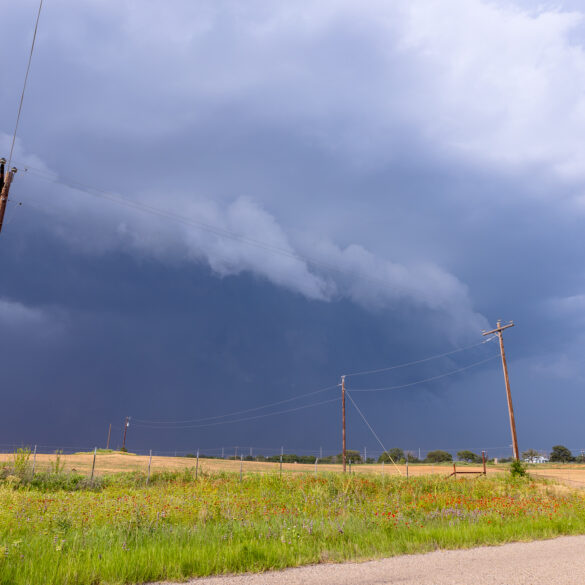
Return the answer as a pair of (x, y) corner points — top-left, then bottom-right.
(1, 0), (584, 458)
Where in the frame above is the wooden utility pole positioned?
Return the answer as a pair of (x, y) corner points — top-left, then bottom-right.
(122, 416), (130, 451)
(483, 320), (519, 460)
(341, 375), (347, 473)
(0, 159), (17, 233)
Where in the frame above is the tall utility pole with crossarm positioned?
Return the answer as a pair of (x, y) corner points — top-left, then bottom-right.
(483, 320), (519, 460)
(0, 158), (17, 233)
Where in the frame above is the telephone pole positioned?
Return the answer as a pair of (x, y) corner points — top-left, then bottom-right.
(341, 375), (347, 473)
(483, 320), (519, 460)
(122, 416), (130, 451)
(0, 159), (17, 233)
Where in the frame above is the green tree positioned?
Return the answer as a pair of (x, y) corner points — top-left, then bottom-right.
(378, 448), (405, 463)
(426, 450), (452, 463)
(457, 450), (481, 463)
(549, 445), (574, 463)
(345, 450), (363, 463)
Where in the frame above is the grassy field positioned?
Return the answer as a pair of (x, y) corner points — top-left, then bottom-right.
(2, 456), (585, 585)
(0, 450), (494, 477)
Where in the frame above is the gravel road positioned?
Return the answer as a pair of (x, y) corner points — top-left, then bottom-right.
(164, 535), (585, 585)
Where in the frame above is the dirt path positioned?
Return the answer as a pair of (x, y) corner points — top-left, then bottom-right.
(166, 535), (585, 585)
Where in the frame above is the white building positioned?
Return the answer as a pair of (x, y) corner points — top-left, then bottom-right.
(524, 455), (549, 464)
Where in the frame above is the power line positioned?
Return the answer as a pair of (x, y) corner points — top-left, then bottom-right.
(8, 0), (43, 168)
(348, 354), (500, 392)
(131, 396), (341, 430)
(344, 337), (495, 378)
(132, 384), (338, 425)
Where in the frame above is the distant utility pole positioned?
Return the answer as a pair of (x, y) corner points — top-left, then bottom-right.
(483, 320), (519, 460)
(122, 416), (130, 450)
(341, 375), (347, 473)
(106, 423), (111, 450)
(0, 158), (17, 234)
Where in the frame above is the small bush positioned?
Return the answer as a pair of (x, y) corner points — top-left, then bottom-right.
(510, 459), (527, 477)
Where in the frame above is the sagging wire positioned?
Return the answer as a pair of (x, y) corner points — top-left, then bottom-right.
(349, 354), (500, 392)
(344, 337), (496, 378)
(132, 384), (338, 425)
(131, 396), (341, 430)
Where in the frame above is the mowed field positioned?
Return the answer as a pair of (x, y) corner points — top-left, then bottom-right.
(3, 451), (584, 486)
(0, 450), (493, 477)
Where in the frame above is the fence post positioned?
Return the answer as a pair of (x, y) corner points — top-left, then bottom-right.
(91, 447), (97, 482)
(482, 450), (487, 475)
(195, 449), (199, 480)
(240, 454), (243, 482)
(349, 459), (352, 474)
(406, 453), (409, 479)
(146, 449), (152, 485)
(32, 444), (37, 477)
(315, 458), (318, 475)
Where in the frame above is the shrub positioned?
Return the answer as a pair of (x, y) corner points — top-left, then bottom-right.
(510, 459), (527, 477)
(426, 450), (453, 463)
(378, 448), (405, 463)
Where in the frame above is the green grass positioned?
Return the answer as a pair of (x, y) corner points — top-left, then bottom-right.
(1, 470), (584, 584)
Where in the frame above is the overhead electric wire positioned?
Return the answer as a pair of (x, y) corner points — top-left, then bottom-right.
(345, 389), (402, 475)
(132, 396), (341, 430)
(132, 384), (338, 425)
(348, 353), (500, 392)
(344, 337), (496, 378)
(131, 396), (341, 430)
(8, 0), (43, 168)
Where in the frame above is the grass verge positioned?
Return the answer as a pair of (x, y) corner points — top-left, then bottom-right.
(1, 471), (584, 584)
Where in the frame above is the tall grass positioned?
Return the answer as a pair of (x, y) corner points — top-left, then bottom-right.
(1, 471), (583, 585)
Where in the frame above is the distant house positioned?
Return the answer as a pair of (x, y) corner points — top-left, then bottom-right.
(524, 455), (549, 464)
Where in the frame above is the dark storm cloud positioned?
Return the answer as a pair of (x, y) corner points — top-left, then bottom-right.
(1, 0), (585, 456)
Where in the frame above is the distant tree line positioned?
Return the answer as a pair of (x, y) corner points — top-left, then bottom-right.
(183, 446), (585, 465)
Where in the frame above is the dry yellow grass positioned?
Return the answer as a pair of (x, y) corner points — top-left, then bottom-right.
(8, 451), (585, 488)
(0, 451), (497, 478)
(529, 467), (585, 488)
